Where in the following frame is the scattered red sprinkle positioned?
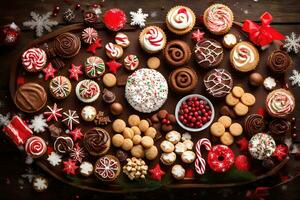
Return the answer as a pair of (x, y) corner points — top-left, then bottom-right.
(257, 107), (265, 116)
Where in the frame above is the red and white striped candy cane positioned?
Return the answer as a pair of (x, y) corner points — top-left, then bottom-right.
(195, 138), (211, 175)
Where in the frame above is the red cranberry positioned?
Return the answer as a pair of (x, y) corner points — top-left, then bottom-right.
(188, 116), (192, 121)
(184, 108), (189, 113)
(204, 113), (208, 117)
(191, 108), (196, 112)
(194, 112), (199, 117)
(199, 104), (204, 109)
(195, 101), (200, 106)
(191, 117), (196, 123)
(184, 114), (188, 118)
(202, 117), (207, 122)
(196, 116), (202, 121)
(205, 105), (210, 110)
(162, 118), (167, 124)
(75, 3), (81, 9)
(189, 123), (194, 127)
(208, 111), (212, 115)
(183, 119), (187, 124)
(193, 97), (198, 101)
(201, 109), (206, 113)
(189, 112), (193, 116)
(200, 100), (204, 104)
(179, 116), (184, 121)
(166, 120), (171, 125)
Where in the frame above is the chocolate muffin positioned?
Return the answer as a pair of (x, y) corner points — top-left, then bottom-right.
(164, 40), (191, 67)
(84, 128), (111, 156)
(53, 32), (81, 58)
(267, 50), (292, 73)
(194, 38), (224, 68)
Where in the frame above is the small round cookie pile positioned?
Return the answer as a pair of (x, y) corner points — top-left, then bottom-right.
(210, 115), (243, 145)
(225, 86), (256, 117)
(122, 157), (148, 180)
(111, 115), (158, 160)
(160, 131), (195, 166)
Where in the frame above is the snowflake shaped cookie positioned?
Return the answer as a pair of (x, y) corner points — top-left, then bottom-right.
(23, 11), (58, 37)
(289, 70), (300, 87)
(130, 8), (148, 28)
(263, 77), (276, 90)
(0, 113), (10, 127)
(47, 151), (62, 166)
(284, 32), (300, 54)
(29, 114), (48, 133)
(32, 176), (48, 192)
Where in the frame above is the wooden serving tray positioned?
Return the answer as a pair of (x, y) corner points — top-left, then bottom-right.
(9, 23), (290, 193)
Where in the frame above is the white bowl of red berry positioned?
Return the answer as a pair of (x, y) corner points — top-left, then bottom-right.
(175, 94), (215, 132)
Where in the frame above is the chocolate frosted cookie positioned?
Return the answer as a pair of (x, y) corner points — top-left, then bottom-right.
(53, 32), (81, 58)
(269, 118), (291, 136)
(84, 128), (111, 156)
(203, 68), (232, 98)
(164, 40), (191, 67)
(14, 82), (47, 113)
(244, 114), (266, 136)
(194, 39), (224, 68)
(267, 50), (292, 73)
(169, 67), (198, 94)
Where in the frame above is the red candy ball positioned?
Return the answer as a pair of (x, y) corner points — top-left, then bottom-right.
(234, 155), (250, 171)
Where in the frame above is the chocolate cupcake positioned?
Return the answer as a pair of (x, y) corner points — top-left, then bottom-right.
(164, 40), (191, 67)
(84, 128), (111, 156)
(267, 50), (292, 73)
(269, 118), (291, 136)
(194, 39), (224, 68)
(169, 67), (198, 94)
(53, 32), (81, 58)
(94, 155), (121, 181)
(244, 114), (266, 136)
(203, 68), (232, 98)
(14, 82), (47, 113)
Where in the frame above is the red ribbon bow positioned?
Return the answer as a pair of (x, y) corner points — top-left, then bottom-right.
(242, 12), (285, 47)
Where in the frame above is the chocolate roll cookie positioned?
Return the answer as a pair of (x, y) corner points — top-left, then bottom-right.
(164, 40), (191, 67)
(267, 50), (292, 73)
(169, 67), (198, 94)
(53, 32), (81, 58)
(244, 114), (266, 136)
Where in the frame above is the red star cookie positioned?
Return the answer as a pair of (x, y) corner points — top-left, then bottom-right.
(106, 60), (122, 74)
(42, 63), (57, 80)
(149, 164), (165, 181)
(191, 29), (205, 43)
(63, 159), (78, 175)
(272, 144), (288, 161)
(44, 103), (63, 122)
(68, 64), (83, 81)
(87, 38), (102, 54)
(236, 137), (248, 152)
(69, 128), (83, 142)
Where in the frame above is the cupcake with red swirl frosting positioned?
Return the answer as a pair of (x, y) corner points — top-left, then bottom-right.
(166, 6), (196, 35)
(139, 26), (166, 53)
(265, 89), (295, 118)
(203, 4), (234, 35)
(25, 136), (47, 158)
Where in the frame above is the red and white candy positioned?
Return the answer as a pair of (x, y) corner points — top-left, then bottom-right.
(22, 48), (47, 72)
(115, 32), (130, 48)
(195, 138), (211, 175)
(25, 136), (47, 158)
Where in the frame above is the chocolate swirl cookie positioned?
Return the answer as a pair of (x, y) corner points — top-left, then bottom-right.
(84, 128), (111, 156)
(53, 32), (81, 58)
(164, 40), (191, 67)
(267, 50), (291, 73)
(244, 114), (266, 136)
(169, 67), (198, 94)
(54, 136), (74, 154)
(14, 82), (47, 113)
(269, 118), (291, 136)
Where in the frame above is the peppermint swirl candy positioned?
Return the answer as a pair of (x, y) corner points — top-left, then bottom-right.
(205, 4), (232, 33)
(269, 119), (291, 136)
(82, 27), (98, 44)
(115, 32), (130, 47)
(244, 114), (266, 136)
(266, 89), (295, 117)
(232, 44), (255, 68)
(54, 136), (74, 154)
(84, 128), (109, 155)
(22, 48), (47, 72)
(143, 27), (165, 51)
(25, 136), (47, 158)
(268, 50), (291, 73)
(54, 32), (81, 58)
(124, 55), (139, 71)
(49, 76), (71, 99)
(94, 156), (119, 181)
(85, 56), (105, 78)
(79, 79), (99, 99)
(105, 43), (122, 59)
(167, 7), (193, 30)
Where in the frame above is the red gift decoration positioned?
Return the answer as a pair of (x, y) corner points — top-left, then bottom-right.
(2, 116), (32, 145)
(242, 12), (285, 47)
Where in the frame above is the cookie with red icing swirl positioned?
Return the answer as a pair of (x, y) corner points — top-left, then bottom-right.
(139, 26), (166, 53)
(25, 136), (47, 158)
(164, 40), (191, 67)
(267, 50), (292, 73)
(244, 114), (266, 136)
(169, 67), (198, 94)
(53, 32), (81, 58)
(265, 89), (295, 118)
(94, 155), (121, 181)
(22, 48), (47, 72)
(84, 128), (111, 156)
(203, 4), (234, 35)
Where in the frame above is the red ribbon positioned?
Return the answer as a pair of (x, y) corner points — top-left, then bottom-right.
(242, 12), (285, 46)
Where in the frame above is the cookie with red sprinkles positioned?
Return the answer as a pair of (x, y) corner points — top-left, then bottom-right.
(102, 8), (127, 31)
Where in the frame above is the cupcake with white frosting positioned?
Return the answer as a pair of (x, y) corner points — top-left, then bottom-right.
(139, 26), (166, 53)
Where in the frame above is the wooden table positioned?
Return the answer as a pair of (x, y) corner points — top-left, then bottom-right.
(0, 0), (300, 199)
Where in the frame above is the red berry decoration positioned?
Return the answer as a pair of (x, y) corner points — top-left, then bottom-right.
(235, 155), (250, 171)
(106, 60), (122, 74)
(236, 137), (248, 152)
(149, 164), (165, 181)
(272, 144), (288, 161)
(42, 63), (57, 80)
(86, 38), (102, 54)
(1, 22), (20, 46)
(68, 64), (83, 81)
(102, 8), (127, 31)
(191, 29), (205, 43)
(63, 159), (78, 175)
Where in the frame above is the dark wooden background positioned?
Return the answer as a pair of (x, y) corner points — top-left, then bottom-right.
(0, 0), (300, 199)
